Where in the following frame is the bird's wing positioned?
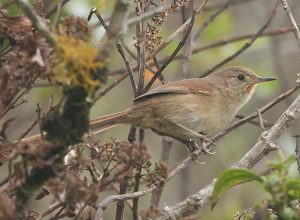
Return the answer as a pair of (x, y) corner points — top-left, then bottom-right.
(134, 78), (213, 102)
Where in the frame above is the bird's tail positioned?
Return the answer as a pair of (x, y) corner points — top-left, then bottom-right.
(90, 108), (133, 131)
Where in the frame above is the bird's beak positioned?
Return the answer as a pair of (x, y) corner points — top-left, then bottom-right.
(254, 77), (277, 84)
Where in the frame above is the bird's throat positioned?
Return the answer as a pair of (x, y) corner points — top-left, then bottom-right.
(246, 84), (256, 94)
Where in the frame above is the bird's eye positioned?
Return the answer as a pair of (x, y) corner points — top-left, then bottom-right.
(237, 73), (245, 81)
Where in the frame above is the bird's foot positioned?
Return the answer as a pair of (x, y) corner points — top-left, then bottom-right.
(185, 140), (206, 164)
(186, 140), (199, 153)
(201, 140), (215, 155)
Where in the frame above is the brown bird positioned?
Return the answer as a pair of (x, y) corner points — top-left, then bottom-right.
(90, 66), (276, 153)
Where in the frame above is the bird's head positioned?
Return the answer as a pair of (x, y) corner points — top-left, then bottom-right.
(209, 66), (276, 96)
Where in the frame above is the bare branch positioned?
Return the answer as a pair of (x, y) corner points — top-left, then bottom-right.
(53, 0), (64, 28)
(150, 137), (173, 208)
(94, 0), (131, 62)
(93, 73), (128, 103)
(143, 9), (197, 93)
(108, 26), (299, 78)
(15, 0), (55, 45)
(126, 6), (169, 26)
(280, 0), (300, 50)
(136, 1), (146, 95)
(115, 39), (138, 96)
(179, 0), (195, 79)
(193, 0), (232, 40)
(87, 7), (109, 32)
(201, 0), (280, 77)
(256, 109), (265, 131)
(45, 0), (70, 18)
(151, 0), (209, 58)
(203, 0), (256, 11)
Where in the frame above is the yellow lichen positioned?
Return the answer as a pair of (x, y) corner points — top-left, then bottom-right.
(52, 34), (103, 97)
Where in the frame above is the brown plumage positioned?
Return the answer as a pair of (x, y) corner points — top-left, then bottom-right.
(90, 66), (275, 150)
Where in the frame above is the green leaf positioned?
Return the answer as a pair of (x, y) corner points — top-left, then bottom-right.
(270, 155), (296, 172)
(287, 178), (300, 199)
(211, 169), (263, 209)
(281, 155), (296, 170)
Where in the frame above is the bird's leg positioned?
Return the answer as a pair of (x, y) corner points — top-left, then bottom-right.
(177, 139), (205, 164)
(170, 121), (215, 155)
(179, 139), (199, 153)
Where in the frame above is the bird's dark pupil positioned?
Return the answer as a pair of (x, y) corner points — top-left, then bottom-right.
(237, 74), (245, 81)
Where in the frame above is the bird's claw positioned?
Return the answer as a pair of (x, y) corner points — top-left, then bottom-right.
(202, 147), (215, 155)
(201, 140), (215, 155)
(190, 151), (206, 165)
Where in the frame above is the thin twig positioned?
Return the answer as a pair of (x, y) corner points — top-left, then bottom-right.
(201, 0), (280, 77)
(150, 137), (173, 208)
(0, 90), (27, 119)
(108, 26), (299, 77)
(15, 0), (55, 45)
(136, 2), (146, 95)
(92, 72), (126, 102)
(193, 27), (299, 54)
(45, 0), (70, 18)
(53, 0), (63, 28)
(116, 39), (138, 96)
(94, 0), (131, 64)
(87, 7), (109, 32)
(279, 0), (300, 50)
(41, 202), (65, 217)
(256, 109), (265, 131)
(95, 185), (156, 220)
(115, 125), (136, 219)
(126, 6), (168, 26)
(203, 0), (256, 11)
(193, 0), (233, 40)
(129, 2), (147, 218)
(153, 56), (167, 84)
(132, 130), (144, 220)
(235, 114), (273, 128)
(115, 177), (128, 220)
(179, 0), (195, 79)
(121, 38), (137, 59)
(143, 9), (197, 93)
(151, 1), (208, 59)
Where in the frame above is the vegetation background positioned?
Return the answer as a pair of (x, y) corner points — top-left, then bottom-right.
(1, 0), (300, 219)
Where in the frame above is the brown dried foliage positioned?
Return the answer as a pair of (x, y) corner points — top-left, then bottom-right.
(56, 16), (91, 42)
(0, 13), (51, 113)
(140, 0), (191, 52)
